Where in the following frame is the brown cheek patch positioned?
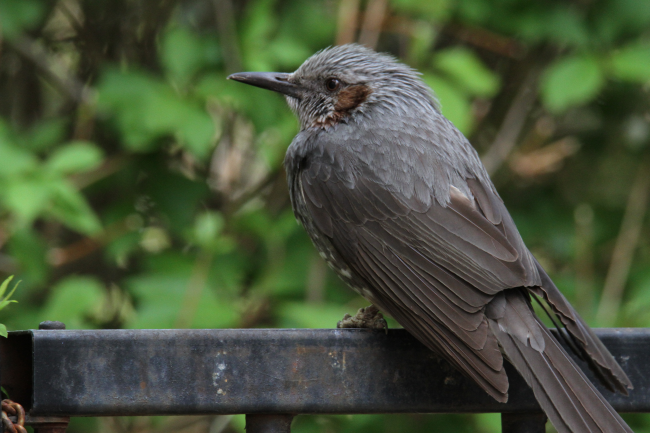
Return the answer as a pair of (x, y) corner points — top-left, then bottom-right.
(312, 85), (372, 129)
(335, 85), (372, 113)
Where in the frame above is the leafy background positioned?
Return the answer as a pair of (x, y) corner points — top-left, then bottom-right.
(1, 0), (650, 432)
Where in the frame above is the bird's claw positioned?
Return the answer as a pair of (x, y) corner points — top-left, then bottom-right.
(337, 305), (388, 333)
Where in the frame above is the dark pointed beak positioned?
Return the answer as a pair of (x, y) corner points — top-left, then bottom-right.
(227, 72), (302, 99)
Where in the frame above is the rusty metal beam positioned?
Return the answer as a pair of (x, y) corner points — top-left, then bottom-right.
(0, 328), (646, 419)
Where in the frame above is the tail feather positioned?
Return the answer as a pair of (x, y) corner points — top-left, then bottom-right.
(494, 325), (580, 432)
(540, 321), (630, 432)
(531, 258), (632, 394)
(488, 290), (633, 433)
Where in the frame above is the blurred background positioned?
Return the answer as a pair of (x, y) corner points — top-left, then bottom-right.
(1, 0), (649, 431)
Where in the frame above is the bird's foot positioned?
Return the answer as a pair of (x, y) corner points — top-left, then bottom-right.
(337, 305), (388, 332)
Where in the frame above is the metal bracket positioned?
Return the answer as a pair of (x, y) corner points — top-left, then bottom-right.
(26, 416), (70, 433)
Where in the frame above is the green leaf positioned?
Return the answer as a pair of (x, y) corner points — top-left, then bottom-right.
(192, 211), (225, 247)
(422, 74), (472, 134)
(0, 142), (38, 177)
(0, 276), (17, 301)
(407, 22), (437, 65)
(0, 298), (18, 311)
(609, 43), (650, 83)
(0, 275), (14, 298)
(0, 0), (45, 38)
(390, 0), (452, 21)
(595, 0), (650, 44)
(7, 228), (49, 285)
(240, 0), (279, 72)
(161, 27), (205, 86)
(190, 291), (240, 329)
(41, 276), (105, 329)
(0, 276), (12, 298)
(98, 69), (217, 158)
(47, 180), (102, 234)
(541, 55), (605, 113)
(433, 47), (500, 97)
(267, 37), (313, 69)
(256, 236), (313, 297)
(177, 108), (217, 158)
(46, 141), (104, 174)
(545, 7), (590, 48)
(3, 177), (51, 224)
(473, 413), (502, 433)
(278, 302), (355, 328)
(126, 267), (238, 329)
(0, 324), (7, 338)
(16, 118), (67, 151)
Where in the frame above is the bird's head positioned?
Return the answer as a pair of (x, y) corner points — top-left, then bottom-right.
(228, 44), (439, 130)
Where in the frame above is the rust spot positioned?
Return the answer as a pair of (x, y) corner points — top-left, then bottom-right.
(140, 381), (146, 390)
(334, 84), (372, 113)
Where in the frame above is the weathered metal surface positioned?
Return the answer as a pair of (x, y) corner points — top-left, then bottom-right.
(0, 328), (647, 417)
(25, 416), (70, 433)
(38, 322), (66, 330)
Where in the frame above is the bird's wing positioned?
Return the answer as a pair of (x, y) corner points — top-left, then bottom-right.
(300, 153), (633, 403)
(463, 171), (631, 394)
(458, 178), (632, 395)
(300, 158), (544, 401)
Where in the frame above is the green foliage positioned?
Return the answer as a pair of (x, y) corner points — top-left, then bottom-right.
(46, 142), (104, 174)
(1, 0), (650, 432)
(390, 0), (452, 21)
(434, 48), (500, 98)
(0, 122), (102, 233)
(541, 55), (605, 113)
(161, 27), (214, 87)
(42, 276), (105, 329)
(97, 69), (218, 158)
(426, 48), (500, 132)
(609, 42), (650, 82)
(0, 0), (45, 38)
(0, 276), (20, 337)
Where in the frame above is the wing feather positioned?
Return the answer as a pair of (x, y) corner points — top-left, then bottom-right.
(297, 151), (630, 405)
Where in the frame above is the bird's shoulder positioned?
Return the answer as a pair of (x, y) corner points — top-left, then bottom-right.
(286, 112), (492, 208)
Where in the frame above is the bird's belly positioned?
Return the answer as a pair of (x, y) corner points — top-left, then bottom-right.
(292, 177), (378, 304)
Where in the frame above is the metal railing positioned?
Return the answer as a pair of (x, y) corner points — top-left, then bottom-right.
(1, 323), (647, 433)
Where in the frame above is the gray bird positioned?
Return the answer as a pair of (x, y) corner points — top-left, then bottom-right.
(229, 44), (633, 433)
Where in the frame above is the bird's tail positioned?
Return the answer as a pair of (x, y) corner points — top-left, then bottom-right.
(530, 257), (633, 394)
(487, 290), (633, 433)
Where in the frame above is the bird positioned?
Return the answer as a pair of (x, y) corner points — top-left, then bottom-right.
(228, 44), (633, 433)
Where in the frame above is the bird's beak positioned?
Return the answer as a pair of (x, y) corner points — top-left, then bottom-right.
(227, 72), (302, 99)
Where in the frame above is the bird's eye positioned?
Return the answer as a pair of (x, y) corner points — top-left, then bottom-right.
(325, 78), (341, 91)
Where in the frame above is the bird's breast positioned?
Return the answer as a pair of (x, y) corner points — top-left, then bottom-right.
(289, 170), (377, 302)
